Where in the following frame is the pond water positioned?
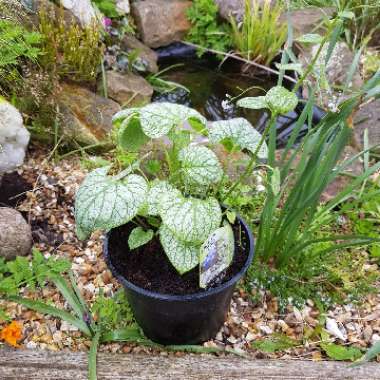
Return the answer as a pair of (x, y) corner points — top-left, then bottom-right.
(153, 51), (325, 148)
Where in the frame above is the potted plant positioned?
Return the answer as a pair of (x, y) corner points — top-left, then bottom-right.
(74, 88), (298, 345)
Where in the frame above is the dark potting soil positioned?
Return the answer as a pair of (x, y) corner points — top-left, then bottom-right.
(108, 221), (249, 295)
(0, 171), (32, 208)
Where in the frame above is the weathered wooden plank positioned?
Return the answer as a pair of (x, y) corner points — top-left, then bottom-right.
(0, 348), (379, 380)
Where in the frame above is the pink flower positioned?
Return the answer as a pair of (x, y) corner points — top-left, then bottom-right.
(103, 17), (112, 28)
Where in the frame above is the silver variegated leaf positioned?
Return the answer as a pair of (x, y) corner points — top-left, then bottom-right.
(75, 166), (148, 240)
(139, 102), (207, 138)
(143, 180), (181, 216)
(160, 195), (222, 244)
(159, 225), (200, 274)
(112, 108), (139, 126)
(265, 86), (298, 115)
(178, 145), (223, 187)
(209, 118), (268, 160)
(236, 96), (267, 110)
(128, 227), (154, 250)
(199, 223), (235, 288)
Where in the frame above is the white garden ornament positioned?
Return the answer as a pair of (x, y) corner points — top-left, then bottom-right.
(0, 97), (30, 178)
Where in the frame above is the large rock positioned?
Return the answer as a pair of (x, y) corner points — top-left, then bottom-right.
(0, 97), (30, 180)
(280, 8), (334, 38)
(58, 84), (121, 146)
(0, 208), (32, 261)
(353, 99), (380, 152)
(60, 0), (100, 27)
(215, 1), (333, 35)
(116, 0), (130, 15)
(27, 0), (79, 28)
(99, 71), (153, 107)
(131, 0), (192, 48)
(121, 34), (158, 73)
(215, 0), (271, 21)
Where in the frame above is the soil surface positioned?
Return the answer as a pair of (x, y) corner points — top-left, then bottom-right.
(108, 221), (249, 295)
(0, 171), (32, 208)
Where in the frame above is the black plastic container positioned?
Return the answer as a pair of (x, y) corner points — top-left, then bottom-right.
(103, 215), (254, 345)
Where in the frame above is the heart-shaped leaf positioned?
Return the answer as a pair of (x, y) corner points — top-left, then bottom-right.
(139, 102), (207, 138)
(296, 33), (324, 44)
(159, 225), (200, 274)
(142, 180), (181, 216)
(209, 118), (268, 160)
(160, 194), (222, 244)
(75, 167), (148, 240)
(236, 96), (267, 110)
(128, 227), (154, 250)
(112, 108), (139, 126)
(199, 223), (235, 288)
(178, 145), (223, 187)
(118, 117), (149, 152)
(265, 86), (299, 115)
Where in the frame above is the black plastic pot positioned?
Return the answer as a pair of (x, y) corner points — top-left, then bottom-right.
(103, 215), (254, 345)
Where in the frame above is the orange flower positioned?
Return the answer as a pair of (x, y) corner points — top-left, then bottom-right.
(0, 321), (23, 347)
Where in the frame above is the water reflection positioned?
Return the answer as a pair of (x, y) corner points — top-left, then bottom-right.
(152, 59), (325, 148)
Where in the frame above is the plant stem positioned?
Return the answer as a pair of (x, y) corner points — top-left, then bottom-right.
(221, 114), (277, 202)
(292, 18), (340, 93)
(89, 329), (100, 380)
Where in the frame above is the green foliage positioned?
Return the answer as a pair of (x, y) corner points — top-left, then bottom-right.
(0, 249), (71, 296)
(321, 342), (363, 361)
(246, 246), (379, 312)
(75, 101), (268, 277)
(0, 307), (10, 322)
(92, 0), (118, 18)
(252, 334), (299, 353)
(353, 341), (380, 365)
(237, 86), (298, 116)
(39, 7), (104, 83)
(230, 0), (287, 65)
(75, 166), (148, 240)
(186, 0), (232, 56)
(343, 185), (380, 259)
(338, 0), (380, 49)
(237, 81), (380, 267)
(0, 20), (41, 68)
(128, 227), (154, 250)
(0, 19), (42, 94)
(91, 290), (135, 330)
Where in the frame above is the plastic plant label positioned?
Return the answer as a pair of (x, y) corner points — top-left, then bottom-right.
(199, 223), (235, 289)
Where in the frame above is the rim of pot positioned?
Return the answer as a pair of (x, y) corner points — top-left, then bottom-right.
(103, 212), (255, 302)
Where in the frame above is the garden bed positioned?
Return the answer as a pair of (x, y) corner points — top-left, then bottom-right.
(0, 146), (379, 361)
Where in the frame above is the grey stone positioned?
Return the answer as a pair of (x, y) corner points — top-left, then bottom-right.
(354, 99), (380, 152)
(99, 71), (153, 107)
(121, 34), (158, 73)
(280, 8), (335, 38)
(27, 0), (79, 28)
(0, 208), (32, 261)
(131, 0), (192, 48)
(215, 0), (271, 21)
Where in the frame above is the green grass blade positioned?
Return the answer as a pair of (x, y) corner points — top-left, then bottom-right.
(51, 275), (86, 321)
(7, 295), (91, 336)
(101, 326), (149, 344)
(351, 342), (380, 367)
